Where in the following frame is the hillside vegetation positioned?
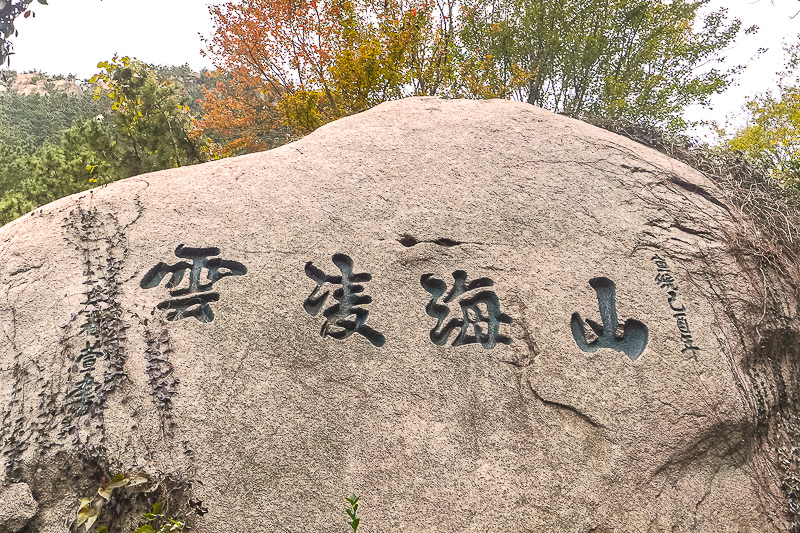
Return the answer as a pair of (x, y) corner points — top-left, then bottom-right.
(0, 63), (210, 225)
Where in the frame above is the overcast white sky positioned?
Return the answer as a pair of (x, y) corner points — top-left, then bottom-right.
(5, 0), (800, 134)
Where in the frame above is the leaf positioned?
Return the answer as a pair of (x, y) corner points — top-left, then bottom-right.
(76, 504), (92, 527)
(97, 528), (107, 533)
(132, 526), (154, 533)
(98, 473), (129, 499)
(107, 473), (129, 487)
(82, 503), (100, 530)
(152, 501), (163, 514)
(129, 473), (149, 486)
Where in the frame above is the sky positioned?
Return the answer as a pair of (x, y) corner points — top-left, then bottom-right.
(5, 0), (800, 135)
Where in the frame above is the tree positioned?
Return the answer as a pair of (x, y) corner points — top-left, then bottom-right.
(728, 40), (800, 191)
(201, 0), (457, 147)
(196, 70), (290, 157)
(90, 55), (207, 178)
(0, 83), (103, 151)
(0, 58), (208, 226)
(728, 87), (800, 189)
(0, 0), (48, 66)
(456, 0), (746, 129)
(202, 0), (746, 149)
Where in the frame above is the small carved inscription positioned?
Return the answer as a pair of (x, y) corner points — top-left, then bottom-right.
(141, 245), (247, 322)
(651, 254), (699, 355)
(65, 341), (103, 415)
(420, 271), (512, 349)
(571, 277), (648, 360)
(303, 253), (386, 347)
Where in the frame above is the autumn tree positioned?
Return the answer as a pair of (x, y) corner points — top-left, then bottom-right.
(196, 70), (290, 156)
(203, 0), (747, 151)
(201, 0), (456, 153)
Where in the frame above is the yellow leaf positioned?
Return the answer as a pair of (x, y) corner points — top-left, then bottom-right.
(128, 473), (149, 486)
(98, 474), (129, 500)
(77, 499), (98, 527)
(108, 473), (128, 487)
(77, 507), (91, 527)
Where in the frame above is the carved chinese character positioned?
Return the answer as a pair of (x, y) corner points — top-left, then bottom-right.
(65, 372), (99, 416)
(303, 253), (386, 347)
(654, 272), (678, 291)
(571, 277), (648, 360)
(76, 341), (103, 371)
(651, 254), (700, 356)
(141, 245), (247, 322)
(420, 270), (512, 349)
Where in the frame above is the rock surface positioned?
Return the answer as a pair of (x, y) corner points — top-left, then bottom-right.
(1, 97), (799, 532)
(8, 73), (82, 96)
(0, 483), (38, 533)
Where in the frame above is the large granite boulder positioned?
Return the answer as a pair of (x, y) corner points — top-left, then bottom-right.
(1, 98), (799, 532)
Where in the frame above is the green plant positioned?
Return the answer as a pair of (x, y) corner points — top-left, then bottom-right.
(73, 470), (198, 533)
(131, 501), (186, 533)
(345, 494), (360, 532)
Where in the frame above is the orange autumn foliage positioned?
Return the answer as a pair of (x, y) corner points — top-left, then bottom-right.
(199, 0), (457, 153)
(196, 70), (289, 158)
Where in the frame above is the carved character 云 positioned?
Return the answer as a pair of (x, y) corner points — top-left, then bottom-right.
(141, 245), (247, 322)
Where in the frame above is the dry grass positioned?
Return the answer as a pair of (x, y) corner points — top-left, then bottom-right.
(587, 117), (800, 271)
(586, 116), (800, 530)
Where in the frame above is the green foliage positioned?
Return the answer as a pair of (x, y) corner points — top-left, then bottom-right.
(456, 0), (746, 129)
(73, 471), (191, 533)
(728, 86), (800, 188)
(0, 119), (117, 225)
(90, 55), (206, 177)
(130, 500), (186, 533)
(0, 58), (207, 226)
(0, 83), (102, 152)
(144, 63), (212, 115)
(345, 494), (360, 532)
(728, 39), (800, 193)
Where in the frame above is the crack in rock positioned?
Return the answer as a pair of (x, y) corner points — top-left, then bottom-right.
(397, 235), (488, 248)
(529, 384), (606, 429)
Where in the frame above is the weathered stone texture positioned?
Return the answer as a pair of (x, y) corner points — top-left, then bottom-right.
(1, 98), (798, 532)
(0, 483), (38, 532)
